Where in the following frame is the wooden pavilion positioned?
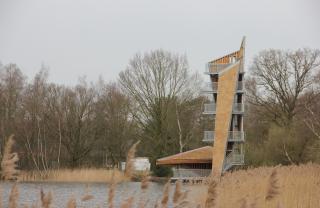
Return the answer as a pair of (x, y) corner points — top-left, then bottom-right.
(156, 146), (212, 180)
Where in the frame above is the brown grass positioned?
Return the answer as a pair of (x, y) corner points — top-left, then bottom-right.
(190, 163), (320, 208)
(20, 168), (127, 183)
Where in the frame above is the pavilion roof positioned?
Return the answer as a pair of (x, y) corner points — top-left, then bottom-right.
(156, 146), (213, 165)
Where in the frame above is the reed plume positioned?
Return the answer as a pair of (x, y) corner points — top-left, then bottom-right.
(265, 168), (280, 201)
(173, 180), (182, 204)
(161, 181), (170, 208)
(1, 135), (20, 181)
(9, 183), (19, 208)
(205, 179), (217, 208)
(66, 196), (76, 208)
(125, 140), (140, 179)
(40, 189), (52, 208)
(120, 196), (134, 208)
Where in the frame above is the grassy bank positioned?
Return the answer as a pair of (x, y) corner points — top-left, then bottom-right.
(19, 168), (128, 183)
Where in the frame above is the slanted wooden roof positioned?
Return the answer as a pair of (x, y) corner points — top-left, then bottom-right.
(156, 146), (213, 165)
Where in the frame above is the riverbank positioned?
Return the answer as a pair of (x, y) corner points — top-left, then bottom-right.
(19, 168), (128, 183)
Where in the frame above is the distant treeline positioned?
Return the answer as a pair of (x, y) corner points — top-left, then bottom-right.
(0, 48), (319, 174)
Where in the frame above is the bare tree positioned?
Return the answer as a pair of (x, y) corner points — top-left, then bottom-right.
(247, 48), (320, 127)
(119, 50), (201, 160)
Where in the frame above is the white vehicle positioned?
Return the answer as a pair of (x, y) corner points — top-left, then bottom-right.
(121, 157), (151, 171)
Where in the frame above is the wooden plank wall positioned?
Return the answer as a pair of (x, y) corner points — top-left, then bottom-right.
(211, 62), (240, 176)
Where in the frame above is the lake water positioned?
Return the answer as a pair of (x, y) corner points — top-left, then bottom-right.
(0, 181), (169, 208)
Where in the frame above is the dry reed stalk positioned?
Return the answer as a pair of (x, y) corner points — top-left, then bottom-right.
(9, 183), (19, 208)
(204, 179), (217, 208)
(108, 170), (117, 208)
(1, 135), (20, 181)
(125, 140), (140, 179)
(173, 180), (182, 204)
(66, 196), (76, 208)
(120, 196), (134, 208)
(265, 168), (280, 201)
(161, 181), (170, 208)
(40, 189), (52, 208)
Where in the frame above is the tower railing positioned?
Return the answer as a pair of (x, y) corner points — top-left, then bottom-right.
(203, 131), (215, 142)
(203, 82), (218, 92)
(228, 131), (245, 142)
(203, 131), (245, 143)
(233, 103), (244, 113)
(224, 152), (244, 171)
(203, 103), (216, 114)
(203, 103), (244, 114)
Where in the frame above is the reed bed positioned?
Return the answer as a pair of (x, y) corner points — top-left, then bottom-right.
(2, 137), (320, 207)
(190, 163), (320, 208)
(19, 168), (127, 183)
(1, 163), (320, 207)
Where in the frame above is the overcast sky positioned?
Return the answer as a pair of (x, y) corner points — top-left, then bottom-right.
(0, 0), (319, 85)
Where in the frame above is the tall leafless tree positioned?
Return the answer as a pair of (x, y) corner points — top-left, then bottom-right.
(119, 50), (201, 161)
(247, 48), (320, 127)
